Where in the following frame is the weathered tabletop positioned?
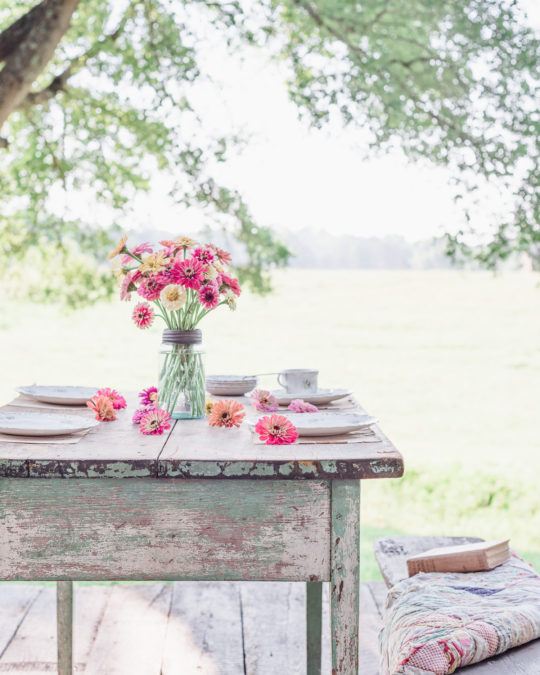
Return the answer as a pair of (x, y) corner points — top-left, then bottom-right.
(0, 392), (403, 675)
(0, 393), (404, 480)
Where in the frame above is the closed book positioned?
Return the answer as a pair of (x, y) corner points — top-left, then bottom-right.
(407, 539), (510, 576)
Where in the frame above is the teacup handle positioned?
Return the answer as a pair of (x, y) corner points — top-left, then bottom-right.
(277, 373), (286, 389)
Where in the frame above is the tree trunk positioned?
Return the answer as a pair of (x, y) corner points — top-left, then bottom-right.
(0, 0), (80, 132)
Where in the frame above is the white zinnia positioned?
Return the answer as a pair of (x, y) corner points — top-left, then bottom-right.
(204, 265), (219, 281)
(224, 289), (237, 311)
(160, 284), (187, 311)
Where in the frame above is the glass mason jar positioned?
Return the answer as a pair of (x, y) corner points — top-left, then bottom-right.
(158, 329), (205, 419)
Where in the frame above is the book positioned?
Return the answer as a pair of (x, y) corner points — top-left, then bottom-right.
(406, 539), (510, 576)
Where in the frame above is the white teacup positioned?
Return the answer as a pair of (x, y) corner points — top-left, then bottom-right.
(277, 369), (319, 394)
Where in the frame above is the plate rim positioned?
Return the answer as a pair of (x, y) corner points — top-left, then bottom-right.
(0, 411), (99, 434)
(16, 385), (99, 404)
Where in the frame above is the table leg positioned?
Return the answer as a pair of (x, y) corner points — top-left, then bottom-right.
(306, 581), (322, 674)
(330, 480), (360, 675)
(57, 581), (73, 675)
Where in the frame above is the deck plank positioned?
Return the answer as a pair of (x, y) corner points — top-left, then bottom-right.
(0, 581), (385, 673)
(161, 581), (244, 674)
(358, 583), (382, 675)
(85, 584), (171, 675)
(0, 585), (112, 672)
(0, 585), (41, 659)
(241, 581), (306, 674)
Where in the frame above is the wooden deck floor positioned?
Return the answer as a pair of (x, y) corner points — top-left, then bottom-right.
(0, 582), (384, 674)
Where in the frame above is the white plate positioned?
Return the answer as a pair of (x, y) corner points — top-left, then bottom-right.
(246, 388), (353, 406)
(246, 412), (378, 437)
(16, 385), (99, 405)
(0, 412), (99, 437)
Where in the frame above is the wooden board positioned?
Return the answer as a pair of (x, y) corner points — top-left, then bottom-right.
(85, 584), (171, 674)
(0, 581), (383, 674)
(0, 394), (403, 481)
(0, 584), (112, 672)
(159, 413), (403, 481)
(0, 584), (41, 659)
(0, 394), (173, 479)
(373, 535), (484, 587)
(0, 478), (330, 582)
(161, 581), (244, 674)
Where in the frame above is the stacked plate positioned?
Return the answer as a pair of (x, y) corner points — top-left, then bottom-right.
(206, 375), (257, 396)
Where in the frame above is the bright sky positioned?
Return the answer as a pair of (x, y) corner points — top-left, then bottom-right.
(128, 1), (539, 242)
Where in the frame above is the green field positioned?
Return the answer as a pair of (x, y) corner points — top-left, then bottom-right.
(1, 269), (539, 580)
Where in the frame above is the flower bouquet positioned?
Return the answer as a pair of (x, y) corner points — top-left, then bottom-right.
(109, 235), (240, 419)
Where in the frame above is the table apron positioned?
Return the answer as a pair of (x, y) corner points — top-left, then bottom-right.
(0, 478), (331, 582)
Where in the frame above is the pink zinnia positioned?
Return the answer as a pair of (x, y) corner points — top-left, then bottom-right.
(132, 405), (156, 424)
(192, 247), (214, 264)
(251, 389), (279, 412)
(137, 275), (165, 301)
(255, 415), (298, 445)
(170, 257), (205, 290)
(198, 282), (220, 309)
(220, 273), (241, 296)
(288, 399), (318, 413)
(139, 408), (172, 435)
(120, 272), (134, 302)
(207, 244), (232, 265)
(132, 302), (154, 329)
(121, 242), (152, 265)
(139, 386), (158, 406)
(96, 387), (127, 410)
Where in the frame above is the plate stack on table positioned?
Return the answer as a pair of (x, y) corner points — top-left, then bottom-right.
(206, 375), (257, 397)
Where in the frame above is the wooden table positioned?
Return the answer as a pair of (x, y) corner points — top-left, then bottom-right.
(0, 394), (403, 674)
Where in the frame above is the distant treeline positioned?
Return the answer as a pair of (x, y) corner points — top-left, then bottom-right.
(135, 227), (454, 270)
(282, 229), (452, 269)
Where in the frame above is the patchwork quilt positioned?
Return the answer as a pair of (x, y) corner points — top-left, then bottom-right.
(379, 553), (540, 674)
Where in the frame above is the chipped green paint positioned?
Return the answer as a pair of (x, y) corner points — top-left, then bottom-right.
(0, 459), (27, 478)
(306, 581), (323, 675)
(0, 478), (331, 582)
(56, 581), (73, 675)
(330, 480), (360, 675)
(158, 457), (403, 480)
(28, 460), (157, 479)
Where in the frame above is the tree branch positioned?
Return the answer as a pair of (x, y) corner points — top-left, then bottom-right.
(0, 0), (81, 133)
(19, 7), (132, 109)
(292, 0), (367, 58)
(0, 0), (48, 62)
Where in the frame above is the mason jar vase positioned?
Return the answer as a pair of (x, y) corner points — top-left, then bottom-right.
(158, 329), (205, 419)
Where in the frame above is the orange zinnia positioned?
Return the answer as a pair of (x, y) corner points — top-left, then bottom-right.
(87, 395), (117, 422)
(108, 234), (128, 259)
(208, 399), (245, 428)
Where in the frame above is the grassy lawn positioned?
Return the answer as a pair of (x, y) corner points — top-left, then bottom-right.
(1, 269), (539, 580)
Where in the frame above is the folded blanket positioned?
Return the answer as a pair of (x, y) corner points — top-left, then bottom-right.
(379, 553), (540, 674)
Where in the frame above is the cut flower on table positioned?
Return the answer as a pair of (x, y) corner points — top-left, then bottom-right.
(255, 414), (299, 445)
(87, 395), (117, 422)
(96, 388), (127, 410)
(288, 399), (318, 413)
(208, 399), (245, 428)
(138, 408), (172, 435)
(251, 389), (279, 412)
